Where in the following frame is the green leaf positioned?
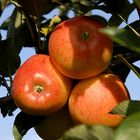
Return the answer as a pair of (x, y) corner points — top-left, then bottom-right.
(111, 100), (140, 117)
(0, 39), (21, 77)
(13, 111), (45, 140)
(115, 112), (140, 140)
(100, 27), (140, 53)
(59, 124), (114, 140)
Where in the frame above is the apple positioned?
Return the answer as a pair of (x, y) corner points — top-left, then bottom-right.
(49, 15), (113, 79)
(68, 74), (130, 127)
(12, 54), (72, 116)
(34, 105), (75, 140)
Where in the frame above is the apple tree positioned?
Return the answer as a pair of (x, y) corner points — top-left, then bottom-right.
(0, 0), (140, 140)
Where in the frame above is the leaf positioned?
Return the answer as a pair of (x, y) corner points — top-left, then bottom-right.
(108, 3), (135, 26)
(115, 112), (140, 140)
(111, 100), (140, 117)
(110, 46), (140, 82)
(132, 64), (140, 75)
(0, 39), (21, 77)
(129, 20), (140, 33)
(0, 76), (2, 86)
(109, 60), (130, 82)
(134, 0), (140, 10)
(104, 0), (130, 13)
(115, 54), (140, 78)
(94, 5), (111, 14)
(1, 0), (9, 10)
(13, 111), (45, 140)
(71, 0), (92, 7)
(40, 16), (61, 36)
(0, 16), (11, 30)
(59, 124), (114, 140)
(7, 7), (26, 52)
(16, 0), (57, 18)
(100, 27), (140, 53)
(0, 95), (17, 117)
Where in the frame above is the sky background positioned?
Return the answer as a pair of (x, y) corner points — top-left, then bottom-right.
(0, 1), (140, 140)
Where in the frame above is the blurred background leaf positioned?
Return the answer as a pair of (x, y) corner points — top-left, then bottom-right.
(1, 0), (10, 11)
(59, 124), (114, 140)
(115, 112), (140, 140)
(100, 27), (140, 53)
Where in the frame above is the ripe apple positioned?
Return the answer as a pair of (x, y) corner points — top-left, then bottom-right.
(49, 15), (113, 79)
(12, 54), (72, 116)
(68, 74), (130, 127)
(34, 105), (75, 140)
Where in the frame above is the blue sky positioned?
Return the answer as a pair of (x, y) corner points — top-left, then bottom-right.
(0, 2), (140, 140)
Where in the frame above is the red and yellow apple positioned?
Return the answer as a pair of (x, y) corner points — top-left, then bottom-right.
(34, 105), (75, 140)
(68, 74), (130, 127)
(12, 54), (72, 116)
(49, 15), (113, 79)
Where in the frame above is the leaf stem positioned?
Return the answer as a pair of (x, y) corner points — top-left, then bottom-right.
(115, 54), (140, 79)
(118, 14), (140, 37)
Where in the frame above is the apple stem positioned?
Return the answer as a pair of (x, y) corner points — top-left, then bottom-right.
(81, 32), (89, 40)
(35, 85), (43, 93)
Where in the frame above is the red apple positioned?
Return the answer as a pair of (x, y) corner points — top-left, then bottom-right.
(12, 54), (72, 116)
(49, 16), (113, 79)
(34, 105), (75, 140)
(68, 74), (130, 127)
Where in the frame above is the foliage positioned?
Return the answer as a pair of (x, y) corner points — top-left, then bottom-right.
(0, 0), (140, 139)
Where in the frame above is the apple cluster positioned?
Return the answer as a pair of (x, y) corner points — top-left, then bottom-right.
(11, 16), (130, 140)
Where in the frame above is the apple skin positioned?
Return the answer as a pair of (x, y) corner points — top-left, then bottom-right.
(12, 54), (72, 116)
(49, 16), (113, 79)
(68, 74), (130, 127)
(34, 105), (75, 140)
